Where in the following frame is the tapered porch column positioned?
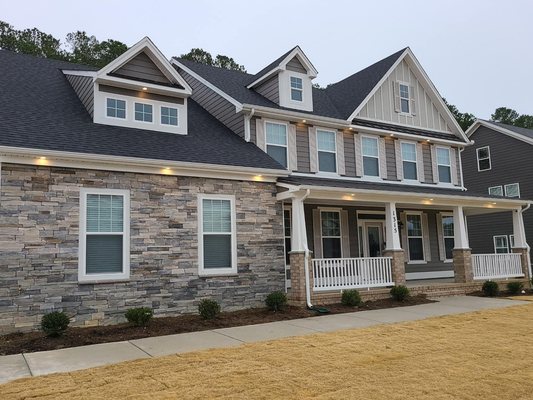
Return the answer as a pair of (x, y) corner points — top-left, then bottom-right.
(512, 208), (531, 279)
(383, 202), (405, 285)
(452, 206), (473, 283)
(289, 191), (310, 303)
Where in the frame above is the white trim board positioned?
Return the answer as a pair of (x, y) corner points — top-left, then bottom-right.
(466, 119), (533, 146)
(406, 270), (454, 280)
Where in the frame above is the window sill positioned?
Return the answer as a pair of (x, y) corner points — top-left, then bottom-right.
(407, 261), (427, 265)
(198, 270), (238, 278)
(78, 278), (131, 285)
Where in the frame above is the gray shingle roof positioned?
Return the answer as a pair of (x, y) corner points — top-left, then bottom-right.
(480, 120), (533, 141)
(0, 50), (285, 171)
(246, 46), (298, 86)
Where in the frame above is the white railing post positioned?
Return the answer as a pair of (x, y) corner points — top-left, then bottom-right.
(471, 253), (524, 280)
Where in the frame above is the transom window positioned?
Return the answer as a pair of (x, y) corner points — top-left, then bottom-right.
(199, 196), (236, 275)
(399, 84), (410, 113)
(134, 103), (153, 122)
(106, 98), (126, 119)
(436, 147), (452, 183)
(362, 136), (380, 177)
(265, 122), (288, 168)
(290, 76), (303, 102)
(488, 186), (503, 196)
(321, 211), (342, 258)
(161, 106), (178, 126)
(317, 130), (337, 173)
(493, 235), (509, 254)
(441, 215), (454, 261)
(401, 142), (417, 180)
(476, 146), (491, 171)
(406, 213), (424, 261)
(79, 189), (129, 282)
(504, 183), (520, 198)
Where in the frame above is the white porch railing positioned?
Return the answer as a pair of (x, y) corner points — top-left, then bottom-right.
(312, 257), (394, 291)
(472, 253), (524, 280)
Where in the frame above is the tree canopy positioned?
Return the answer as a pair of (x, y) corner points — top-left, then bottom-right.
(179, 48), (246, 72)
(443, 98), (476, 131)
(490, 107), (533, 129)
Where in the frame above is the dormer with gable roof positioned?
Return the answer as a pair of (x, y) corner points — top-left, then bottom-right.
(63, 37), (192, 134)
(246, 46), (318, 112)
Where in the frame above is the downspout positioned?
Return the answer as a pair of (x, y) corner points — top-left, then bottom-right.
(244, 108), (255, 142)
(520, 203), (532, 279)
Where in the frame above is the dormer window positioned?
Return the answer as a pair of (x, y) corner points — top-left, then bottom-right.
(134, 103), (153, 123)
(290, 76), (303, 102)
(399, 84), (410, 113)
(106, 98), (126, 119)
(161, 106), (178, 126)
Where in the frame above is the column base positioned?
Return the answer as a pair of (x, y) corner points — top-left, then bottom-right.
(288, 251), (309, 303)
(383, 249), (406, 285)
(512, 247), (531, 280)
(453, 248), (473, 283)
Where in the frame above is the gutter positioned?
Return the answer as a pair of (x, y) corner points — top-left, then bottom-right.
(244, 108), (255, 142)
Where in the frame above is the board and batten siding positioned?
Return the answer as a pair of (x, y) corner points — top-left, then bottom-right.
(65, 74), (94, 117)
(114, 52), (170, 84)
(357, 59), (455, 134)
(180, 69), (245, 139)
(255, 75), (279, 104)
(286, 56), (307, 74)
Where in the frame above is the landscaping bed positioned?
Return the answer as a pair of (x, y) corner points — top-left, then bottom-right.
(0, 294), (432, 356)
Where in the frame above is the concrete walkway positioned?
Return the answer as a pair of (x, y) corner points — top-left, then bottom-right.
(0, 295), (528, 385)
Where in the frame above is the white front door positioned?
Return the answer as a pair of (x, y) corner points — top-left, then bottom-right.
(364, 222), (384, 257)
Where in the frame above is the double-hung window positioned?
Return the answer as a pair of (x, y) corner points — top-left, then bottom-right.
(441, 215), (454, 261)
(504, 183), (520, 198)
(436, 147), (452, 183)
(488, 186), (503, 196)
(493, 235), (509, 254)
(161, 106), (178, 126)
(135, 102), (153, 122)
(399, 84), (410, 113)
(321, 210), (342, 258)
(476, 146), (491, 171)
(106, 98), (126, 119)
(401, 142), (417, 180)
(79, 188), (130, 282)
(290, 76), (303, 101)
(317, 129), (337, 173)
(406, 213), (424, 262)
(362, 136), (380, 177)
(198, 195), (236, 275)
(265, 122), (288, 168)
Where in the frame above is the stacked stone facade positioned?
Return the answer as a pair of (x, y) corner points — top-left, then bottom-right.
(0, 164), (285, 333)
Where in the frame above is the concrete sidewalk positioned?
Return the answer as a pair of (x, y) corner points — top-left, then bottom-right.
(0, 295), (527, 385)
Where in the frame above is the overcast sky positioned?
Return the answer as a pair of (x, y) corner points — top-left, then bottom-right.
(2, 0), (532, 118)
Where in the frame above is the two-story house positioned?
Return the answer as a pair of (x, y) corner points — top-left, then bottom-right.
(462, 120), (533, 271)
(0, 38), (529, 333)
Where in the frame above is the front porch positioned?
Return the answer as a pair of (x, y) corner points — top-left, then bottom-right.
(279, 183), (531, 305)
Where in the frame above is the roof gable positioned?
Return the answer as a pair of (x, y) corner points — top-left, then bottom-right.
(466, 119), (533, 145)
(113, 52), (172, 85)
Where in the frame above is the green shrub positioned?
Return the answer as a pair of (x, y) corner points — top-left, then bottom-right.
(41, 311), (70, 337)
(507, 281), (523, 295)
(125, 307), (153, 327)
(390, 285), (410, 302)
(198, 299), (220, 320)
(482, 280), (499, 297)
(341, 289), (362, 307)
(265, 291), (288, 312)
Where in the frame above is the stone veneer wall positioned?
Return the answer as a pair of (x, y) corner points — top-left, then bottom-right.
(0, 164), (285, 333)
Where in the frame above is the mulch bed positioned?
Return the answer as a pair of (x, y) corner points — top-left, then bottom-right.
(0, 295), (433, 356)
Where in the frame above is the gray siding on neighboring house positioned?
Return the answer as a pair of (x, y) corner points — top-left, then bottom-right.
(296, 124), (310, 172)
(422, 142), (433, 183)
(286, 57), (307, 74)
(255, 75), (279, 104)
(385, 137), (397, 180)
(65, 74), (94, 117)
(462, 125), (533, 254)
(180, 69), (245, 138)
(343, 132), (356, 177)
(114, 52), (170, 84)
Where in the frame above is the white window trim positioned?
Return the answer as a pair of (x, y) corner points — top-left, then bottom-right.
(435, 146), (452, 184)
(134, 101), (154, 124)
(440, 212), (454, 263)
(105, 96), (127, 120)
(398, 81), (411, 116)
(476, 146), (491, 172)
(198, 194), (237, 276)
(361, 135), (381, 179)
(78, 188), (130, 283)
(316, 128), (338, 174)
(400, 140), (418, 182)
(160, 105), (179, 127)
(493, 235), (509, 254)
(264, 119), (289, 170)
(289, 75), (304, 103)
(405, 211), (426, 264)
(319, 208), (343, 258)
(504, 183), (520, 198)
(488, 185), (503, 196)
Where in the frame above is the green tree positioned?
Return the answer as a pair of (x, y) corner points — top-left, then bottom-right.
(214, 54), (246, 72)
(514, 114), (533, 129)
(66, 31), (127, 68)
(179, 48), (246, 72)
(491, 107), (519, 125)
(443, 98), (476, 131)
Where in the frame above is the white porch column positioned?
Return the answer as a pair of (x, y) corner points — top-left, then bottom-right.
(289, 191), (311, 303)
(384, 202), (401, 251)
(291, 192), (308, 252)
(512, 208), (527, 249)
(453, 206), (469, 249)
(452, 206), (473, 283)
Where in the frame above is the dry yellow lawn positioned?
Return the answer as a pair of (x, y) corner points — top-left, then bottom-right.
(2, 304), (533, 400)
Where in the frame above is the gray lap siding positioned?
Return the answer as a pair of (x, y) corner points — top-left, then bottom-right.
(0, 164), (285, 333)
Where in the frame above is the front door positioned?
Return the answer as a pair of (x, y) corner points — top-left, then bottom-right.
(364, 223), (384, 257)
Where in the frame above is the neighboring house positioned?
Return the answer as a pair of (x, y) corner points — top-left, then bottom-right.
(462, 120), (533, 261)
(0, 39), (529, 333)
